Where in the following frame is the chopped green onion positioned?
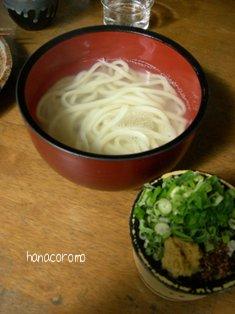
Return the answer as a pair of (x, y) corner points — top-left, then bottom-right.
(229, 218), (235, 230)
(204, 241), (214, 252)
(134, 171), (235, 260)
(157, 198), (172, 215)
(155, 222), (171, 238)
(210, 192), (223, 206)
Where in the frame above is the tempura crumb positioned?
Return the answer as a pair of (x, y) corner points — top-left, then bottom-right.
(162, 237), (202, 277)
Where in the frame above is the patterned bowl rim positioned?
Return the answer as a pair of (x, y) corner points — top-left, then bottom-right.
(0, 37), (12, 90)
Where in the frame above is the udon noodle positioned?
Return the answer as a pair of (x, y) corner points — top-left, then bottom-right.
(37, 60), (187, 155)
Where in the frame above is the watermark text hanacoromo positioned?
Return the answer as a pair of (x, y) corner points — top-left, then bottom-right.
(26, 251), (86, 263)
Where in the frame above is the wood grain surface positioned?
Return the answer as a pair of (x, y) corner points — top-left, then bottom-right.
(0, 1), (235, 313)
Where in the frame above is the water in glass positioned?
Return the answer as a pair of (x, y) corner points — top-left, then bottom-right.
(102, 0), (153, 30)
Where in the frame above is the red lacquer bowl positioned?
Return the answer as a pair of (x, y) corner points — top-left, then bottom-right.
(16, 26), (208, 190)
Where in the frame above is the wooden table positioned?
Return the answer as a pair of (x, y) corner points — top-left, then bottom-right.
(0, 1), (234, 313)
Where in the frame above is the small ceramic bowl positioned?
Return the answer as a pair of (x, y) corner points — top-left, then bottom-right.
(3, 0), (59, 30)
(0, 37), (12, 91)
(17, 26), (208, 190)
(130, 170), (235, 300)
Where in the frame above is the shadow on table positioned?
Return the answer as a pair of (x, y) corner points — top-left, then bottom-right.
(0, 38), (28, 117)
(55, 0), (100, 26)
(71, 274), (215, 313)
(150, 1), (178, 28)
(177, 70), (235, 183)
(150, 0), (198, 29)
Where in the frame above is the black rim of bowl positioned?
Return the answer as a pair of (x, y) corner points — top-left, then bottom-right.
(129, 170), (235, 295)
(17, 25), (208, 161)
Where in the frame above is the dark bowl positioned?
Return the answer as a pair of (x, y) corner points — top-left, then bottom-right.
(16, 26), (208, 190)
(4, 0), (58, 30)
(130, 170), (235, 300)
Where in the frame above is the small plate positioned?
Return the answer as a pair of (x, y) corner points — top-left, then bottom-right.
(0, 37), (12, 90)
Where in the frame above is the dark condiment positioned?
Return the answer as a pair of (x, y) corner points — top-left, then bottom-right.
(3, 0), (58, 30)
(200, 243), (234, 281)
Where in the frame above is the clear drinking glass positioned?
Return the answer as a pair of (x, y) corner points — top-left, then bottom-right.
(101, 0), (155, 30)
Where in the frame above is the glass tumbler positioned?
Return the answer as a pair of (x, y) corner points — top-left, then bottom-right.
(101, 0), (155, 30)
